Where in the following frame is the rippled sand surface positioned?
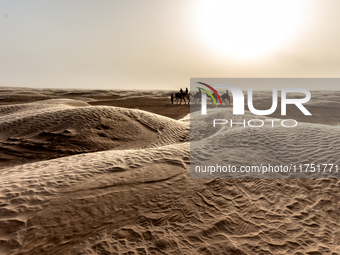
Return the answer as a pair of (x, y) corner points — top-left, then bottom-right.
(0, 88), (339, 255)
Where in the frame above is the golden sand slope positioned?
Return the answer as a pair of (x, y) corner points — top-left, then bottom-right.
(0, 101), (340, 254)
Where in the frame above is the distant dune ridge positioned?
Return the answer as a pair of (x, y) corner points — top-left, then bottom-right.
(0, 88), (339, 254)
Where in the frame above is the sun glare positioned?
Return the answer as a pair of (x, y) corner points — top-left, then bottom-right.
(193, 0), (308, 60)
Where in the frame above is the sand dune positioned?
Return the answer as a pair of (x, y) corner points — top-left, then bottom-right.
(2, 132), (340, 254)
(0, 89), (339, 254)
(190, 108), (340, 178)
(0, 99), (189, 169)
(0, 143), (190, 254)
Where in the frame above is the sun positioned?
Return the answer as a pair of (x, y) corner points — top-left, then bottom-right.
(193, 0), (308, 60)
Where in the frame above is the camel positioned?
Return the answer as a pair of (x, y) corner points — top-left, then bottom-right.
(209, 92), (231, 106)
(183, 92), (190, 104)
(221, 92), (231, 106)
(191, 91), (201, 104)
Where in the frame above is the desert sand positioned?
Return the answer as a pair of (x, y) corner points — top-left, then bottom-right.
(0, 87), (340, 255)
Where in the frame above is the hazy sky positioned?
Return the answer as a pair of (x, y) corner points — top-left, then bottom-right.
(1, 0), (340, 90)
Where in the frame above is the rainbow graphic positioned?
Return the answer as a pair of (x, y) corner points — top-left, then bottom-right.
(196, 82), (223, 106)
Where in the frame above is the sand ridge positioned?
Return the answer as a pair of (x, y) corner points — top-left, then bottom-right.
(0, 88), (339, 254)
(2, 143), (339, 254)
(0, 99), (189, 169)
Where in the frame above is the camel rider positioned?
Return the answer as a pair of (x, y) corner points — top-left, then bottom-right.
(185, 87), (188, 94)
(180, 88), (183, 94)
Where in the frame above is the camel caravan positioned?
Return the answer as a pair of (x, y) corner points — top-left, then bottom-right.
(170, 88), (190, 104)
(171, 88), (231, 106)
